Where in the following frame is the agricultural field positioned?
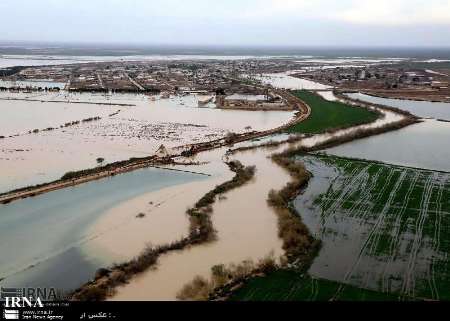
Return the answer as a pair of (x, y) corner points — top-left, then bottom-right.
(298, 155), (450, 300)
(233, 154), (450, 301)
(230, 270), (405, 301)
(287, 90), (379, 134)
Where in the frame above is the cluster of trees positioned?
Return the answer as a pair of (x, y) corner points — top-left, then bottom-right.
(0, 66), (26, 77)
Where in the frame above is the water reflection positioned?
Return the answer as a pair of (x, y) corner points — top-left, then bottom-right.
(294, 155), (450, 300)
(325, 119), (450, 172)
(346, 92), (450, 121)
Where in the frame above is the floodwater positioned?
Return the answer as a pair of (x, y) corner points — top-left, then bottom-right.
(0, 54), (298, 69)
(317, 91), (338, 101)
(253, 72), (332, 90)
(109, 97), (411, 301)
(84, 148), (233, 262)
(1, 67), (429, 299)
(0, 80), (67, 89)
(297, 58), (407, 64)
(0, 86), (295, 294)
(0, 56), (92, 68)
(225, 94), (267, 101)
(0, 98), (120, 136)
(346, 92), (450, 121)
(112, 145), (286, 301)
(0, 72), (412, 298)
(0, 92), (294, 193)
(293, 155), (450, 299)
(325, 120), (450, 173)
(0, 166), (206, 292)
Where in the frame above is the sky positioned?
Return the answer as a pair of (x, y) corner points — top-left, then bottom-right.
(1, 0), (450, 47)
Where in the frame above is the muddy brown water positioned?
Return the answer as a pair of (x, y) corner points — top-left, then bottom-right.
(111, 146), (286, 300)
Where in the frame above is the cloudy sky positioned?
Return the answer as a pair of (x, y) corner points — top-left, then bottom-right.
(1, 0), (449, 47)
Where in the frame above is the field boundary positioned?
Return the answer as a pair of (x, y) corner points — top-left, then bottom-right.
(310, 152), (450, 174)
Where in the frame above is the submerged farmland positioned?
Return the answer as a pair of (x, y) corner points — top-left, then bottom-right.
(293, 154), (450, 300)
(2, 55), (449, 302)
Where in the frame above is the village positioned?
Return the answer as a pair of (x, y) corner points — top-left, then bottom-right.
(2, 57), (450, 103)
(293, 64), (450, 101)
(0, 58), (304, 109)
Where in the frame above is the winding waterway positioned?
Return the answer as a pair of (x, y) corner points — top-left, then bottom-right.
(3, 69), (447, 301)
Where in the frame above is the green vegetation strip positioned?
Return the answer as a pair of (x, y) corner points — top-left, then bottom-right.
(230, 270), (406, 301)
(287, 90), (379, 134)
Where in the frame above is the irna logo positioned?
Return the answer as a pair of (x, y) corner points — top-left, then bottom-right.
(4, 296), (44, 308)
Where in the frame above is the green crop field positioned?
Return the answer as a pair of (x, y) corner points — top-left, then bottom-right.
(232, 155), (450, 301)
(230, 270), (406, 301)
(288, 90), (379, 134)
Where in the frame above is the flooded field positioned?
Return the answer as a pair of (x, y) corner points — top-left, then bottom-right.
(0, 98), (121, 136)
(325, 120), (450, 173)
(0, 84), (297, 296)
(2, 54), (446, 302)
(0, 166), (207, 292)
(294, 154), (450, 300)
(0, 92), (294, 193)
(346, 92), (450, 121)
(0, 79), (67, 89)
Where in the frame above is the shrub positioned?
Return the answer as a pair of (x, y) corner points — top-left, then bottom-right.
(268, 155), (319, 261)
(178, 254), (279, 301)
(61, 171), (78, 180)
(177, 276), (213, 301)
(73, 286), (109, 302)
(94, 268), (111, 280)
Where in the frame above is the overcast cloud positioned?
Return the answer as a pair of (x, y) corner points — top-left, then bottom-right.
(1, 0), (449, 46)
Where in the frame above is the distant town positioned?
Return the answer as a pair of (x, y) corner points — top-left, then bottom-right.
(1, 57), (449, 104)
